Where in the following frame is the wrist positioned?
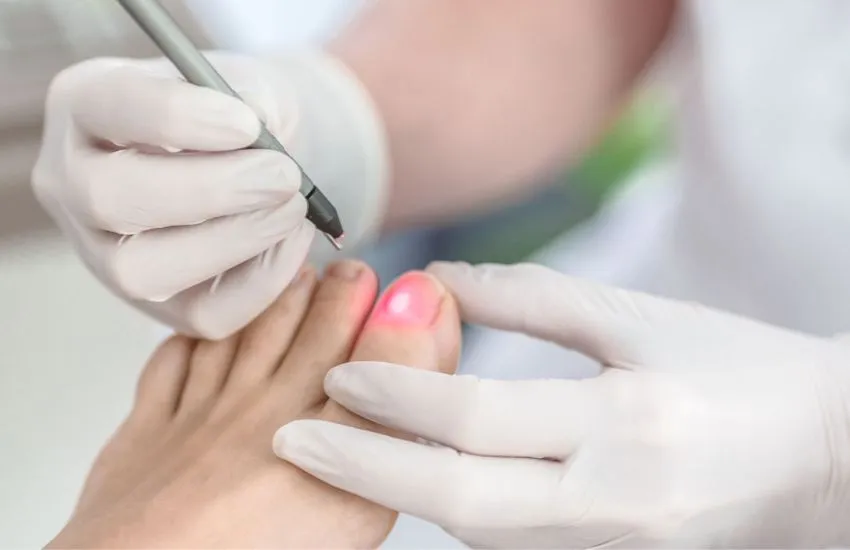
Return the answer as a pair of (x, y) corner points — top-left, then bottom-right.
(264, 51), (390, 256)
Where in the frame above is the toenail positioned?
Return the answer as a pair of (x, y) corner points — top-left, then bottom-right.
(367, 272), (445, 328)
(327, 261), (364, 281)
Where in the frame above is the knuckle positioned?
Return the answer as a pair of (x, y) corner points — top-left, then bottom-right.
(80, 169), (127, 233)
(45, 65), (79, 101)
(30, 162), (56, 205)
(106, 244), (148, 301)
(48, 58), (131, 115)
(46, 58), (108, 100)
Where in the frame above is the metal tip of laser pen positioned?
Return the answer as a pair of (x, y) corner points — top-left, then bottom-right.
(325, 233), (345, 251)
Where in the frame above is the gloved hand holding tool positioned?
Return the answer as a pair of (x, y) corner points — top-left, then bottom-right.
(33, 0), (388, 338)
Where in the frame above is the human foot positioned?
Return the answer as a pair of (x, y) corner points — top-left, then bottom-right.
(50, 262), (460, 548)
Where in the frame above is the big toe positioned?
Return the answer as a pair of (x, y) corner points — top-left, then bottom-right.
(296, 271), (460, 545)
(319, 271), (461, 424)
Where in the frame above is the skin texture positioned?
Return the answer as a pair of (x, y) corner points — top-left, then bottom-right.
(329, 0), (677, 228)
(49, 261), (461, 548)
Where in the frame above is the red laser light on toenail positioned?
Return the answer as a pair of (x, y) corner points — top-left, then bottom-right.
(368, 273), (443, 328)
(386, 292), (411, 315)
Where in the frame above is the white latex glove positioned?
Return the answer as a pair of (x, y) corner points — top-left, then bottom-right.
(274, 262), (850, 548)
(33, 52), (387, 338)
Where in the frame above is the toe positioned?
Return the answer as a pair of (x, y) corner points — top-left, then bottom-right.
(351, 271), (460, 373)
(270, 260), (378, 411)
(130, 335), (194, 426)
(319, 271), (461, 426)
(221, 265), (318, 398)
(306, 271), (461, 544)
(175, 333), (240, 418)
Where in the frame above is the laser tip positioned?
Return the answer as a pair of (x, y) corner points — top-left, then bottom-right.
(325, 233), (345, 251)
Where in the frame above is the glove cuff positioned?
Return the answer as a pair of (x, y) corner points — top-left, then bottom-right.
(265, 51), (390, 259)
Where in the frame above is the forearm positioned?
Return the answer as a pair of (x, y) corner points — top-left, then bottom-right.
(328, 0), (675, 229)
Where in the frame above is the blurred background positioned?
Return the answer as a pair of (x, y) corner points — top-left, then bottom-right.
(0, 0), (669, 546)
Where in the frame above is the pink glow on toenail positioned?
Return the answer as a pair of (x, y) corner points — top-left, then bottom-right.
(367, 273), (443, 328)
(386, 292), (411, 315)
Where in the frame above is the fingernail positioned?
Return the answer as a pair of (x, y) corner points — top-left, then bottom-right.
(367, 272), (445, 328)
(326, 260), (365, 281)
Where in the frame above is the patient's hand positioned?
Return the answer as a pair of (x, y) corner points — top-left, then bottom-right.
(50, 261), (461, 548)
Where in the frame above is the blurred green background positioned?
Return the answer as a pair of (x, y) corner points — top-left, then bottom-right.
(432, 91), (671, 265)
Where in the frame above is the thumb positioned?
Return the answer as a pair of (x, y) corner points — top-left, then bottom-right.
(428, 262), (818, 371)
(427, 262), (688, 369)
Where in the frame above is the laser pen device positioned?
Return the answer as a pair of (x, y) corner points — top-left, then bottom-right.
(116, 0), (345, 249)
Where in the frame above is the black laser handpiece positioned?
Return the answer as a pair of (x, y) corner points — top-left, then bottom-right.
(116, 0), (345, 249)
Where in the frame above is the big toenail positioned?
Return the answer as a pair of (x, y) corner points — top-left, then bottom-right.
(367, 272), (444, 328)
(327, 261), (363, 280)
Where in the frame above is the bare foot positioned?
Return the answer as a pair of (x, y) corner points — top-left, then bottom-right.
(50, 262), (460, 548)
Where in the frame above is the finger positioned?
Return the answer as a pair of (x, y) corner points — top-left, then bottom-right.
(132, 53), (288, 132)
(106, 196), (308, 301)
(273, 419), (573, 529)
(326, 362), (621, 458)
(71, 64), (260, 151)
(427, 262), (666, 367)
(73, 149), (301, 234)
(429, 262), (817, 372)
(152, 223), (314, 340)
